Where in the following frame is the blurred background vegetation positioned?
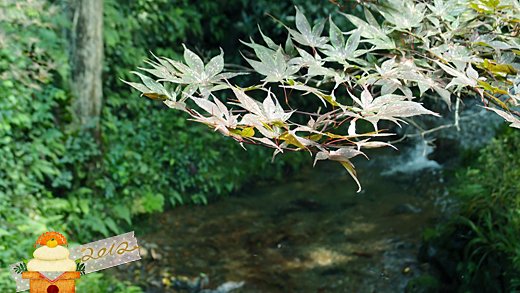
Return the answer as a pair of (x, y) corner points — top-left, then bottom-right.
(1, 0), (519, 292)
(418, 127), (520, 292)
(0, 0), (343, 290)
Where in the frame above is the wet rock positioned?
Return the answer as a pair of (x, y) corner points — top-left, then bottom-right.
(392, 203), (422, 215)
(140, 241), (161, 260)
(150, 247), (162, 260)
(149, 278), (163, 288)
(139, 247), (149, 259)
(170, 274), (244, 293)
(200, 281), (244, 293)
(171, 274), (209, 292)
(428, 137), (460, 165)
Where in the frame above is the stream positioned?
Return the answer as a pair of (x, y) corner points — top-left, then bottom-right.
(109, 142), (450, 293)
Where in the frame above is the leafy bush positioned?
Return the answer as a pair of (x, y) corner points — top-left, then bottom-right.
(453, 127), (520, 291)
(0, 0), (318, 290)
(0, 0), (72, 287)
(0, 0), (69, 218)
(420, 127), (520, 292)
(76, 272), (143, 293)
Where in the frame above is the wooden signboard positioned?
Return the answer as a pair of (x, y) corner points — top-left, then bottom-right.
(21, 272), (80, 293)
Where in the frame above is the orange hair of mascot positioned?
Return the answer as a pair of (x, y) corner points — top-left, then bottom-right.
(34, 232), (68, 248)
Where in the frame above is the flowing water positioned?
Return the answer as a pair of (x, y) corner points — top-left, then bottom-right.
(111, 144), (448, 293)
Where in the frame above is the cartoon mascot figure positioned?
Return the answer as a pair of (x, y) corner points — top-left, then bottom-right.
(22, 232), (80, 293)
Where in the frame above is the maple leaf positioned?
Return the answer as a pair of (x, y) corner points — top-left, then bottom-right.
(349, 87), (440, 130)
(314, 147), (367, 192)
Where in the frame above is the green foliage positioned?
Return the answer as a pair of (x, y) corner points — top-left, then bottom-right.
(453, 128), (520, 291)
(0, 271), (16, 292)
(0, 0), (317, 291)
(76, 272), (143, 293)
(423, 127), (520, 292)
(405, 275), (441, 293)
(100, 0), (311, 217)
(0, 0), (71, 275)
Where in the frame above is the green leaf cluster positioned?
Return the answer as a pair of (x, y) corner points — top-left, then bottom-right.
(424, 127), (520, 291)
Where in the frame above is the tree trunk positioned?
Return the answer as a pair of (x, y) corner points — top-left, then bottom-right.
(70, 0), (103, 140)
